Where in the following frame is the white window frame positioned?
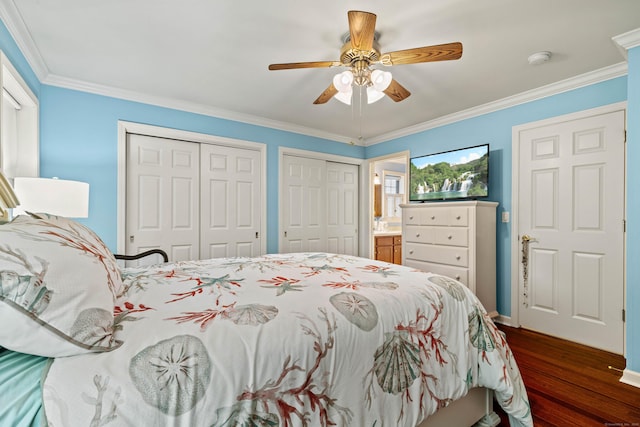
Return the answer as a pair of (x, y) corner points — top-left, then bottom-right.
(0, 51), (38, 179)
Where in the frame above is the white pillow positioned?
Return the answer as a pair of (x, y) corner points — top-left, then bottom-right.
(0, 215), (122, 356)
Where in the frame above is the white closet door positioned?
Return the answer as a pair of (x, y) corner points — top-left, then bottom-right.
(281, 155), (326, 252)
(126, 134), (200, 262)
(200, 144), (262, 258)
(326, 161), (359, 256)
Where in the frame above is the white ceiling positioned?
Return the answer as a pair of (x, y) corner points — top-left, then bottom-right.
(1, 0), (639, 144)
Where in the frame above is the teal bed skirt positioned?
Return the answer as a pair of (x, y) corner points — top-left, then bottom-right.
(0, 348), (48, 427)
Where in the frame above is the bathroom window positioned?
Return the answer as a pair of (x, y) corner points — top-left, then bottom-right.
(382, 171), (405, 221)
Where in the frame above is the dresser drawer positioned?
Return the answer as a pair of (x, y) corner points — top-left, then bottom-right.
(405, 206), (469, 226)
(405, 242), (469, 267)
(404, 210), (421, 225)
(447, 207), (469, 226)
(404, 225), (434, 244)
(433, 227), (468, 247)
(405, 259), (470, 287)
(419, 208), (449, 226)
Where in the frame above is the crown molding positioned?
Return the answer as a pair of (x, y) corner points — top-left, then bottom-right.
(0, 0), (49, 80)
(613, 27), (640, 56)
(365, 62), (628, 146)
(42, 73), (356, 145)
(0, 0), (632, 148)
(0, 0), (355, 146)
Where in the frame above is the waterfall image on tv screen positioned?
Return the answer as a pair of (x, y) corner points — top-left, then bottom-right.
(410, 144), (489, 201)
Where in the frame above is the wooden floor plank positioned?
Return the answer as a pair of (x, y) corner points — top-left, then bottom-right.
(494, 325), (640, 426)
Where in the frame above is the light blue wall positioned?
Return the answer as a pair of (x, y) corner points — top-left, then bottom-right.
(365, 77), (628, 317)
(625, 46), (640, 372)
(38, 85), (365, 253)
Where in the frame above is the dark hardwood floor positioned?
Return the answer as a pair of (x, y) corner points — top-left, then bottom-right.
(494, 324), (640, 426)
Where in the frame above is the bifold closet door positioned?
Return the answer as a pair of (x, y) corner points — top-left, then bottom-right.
(326, 161), (359, 256)
(281, 155), (359, 255)
(126, 134), (200, 262)
(200, 143), (262, 258)
(281, 155), (326, 252)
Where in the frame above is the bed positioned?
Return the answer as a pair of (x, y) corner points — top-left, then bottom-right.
(0, 213), (533, 427)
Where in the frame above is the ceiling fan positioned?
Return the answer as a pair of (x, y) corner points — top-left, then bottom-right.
(268, 10), (463, 105)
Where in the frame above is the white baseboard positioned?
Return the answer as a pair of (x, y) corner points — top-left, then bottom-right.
(493, 314), (512, 327)
(620, 368), (640, 389)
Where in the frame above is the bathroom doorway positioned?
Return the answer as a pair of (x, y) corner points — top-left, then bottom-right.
(369, 152), (409, 261)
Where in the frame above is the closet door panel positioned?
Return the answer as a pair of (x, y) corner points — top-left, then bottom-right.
(281, 155), (326, 253)
(126, 134), (199, 262)
(200, 144), (261, 258)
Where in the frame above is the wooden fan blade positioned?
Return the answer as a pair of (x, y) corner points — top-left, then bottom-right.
(269, 61), (341, 71)
(383, 42), (463, 66)
(348, 10), (377, 51)
(384, 79), (411, 102)
(313, 83), (339, 104)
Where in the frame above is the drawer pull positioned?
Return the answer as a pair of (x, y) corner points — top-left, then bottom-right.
(456, 215), (461, 220)
(431, 215), (436, 220)
(455, 255), (461, 260)
(416, 233), (420, 238)
(409, 250), (414, 255)
(455, 275), (461, 280)
(409, 215), (414, 220)
(447, 234), (453, 240)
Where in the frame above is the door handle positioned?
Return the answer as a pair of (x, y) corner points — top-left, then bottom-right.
(521, 234), (535, 307)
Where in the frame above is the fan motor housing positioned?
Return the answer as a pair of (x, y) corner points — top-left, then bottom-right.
(339, 37), (381, 65)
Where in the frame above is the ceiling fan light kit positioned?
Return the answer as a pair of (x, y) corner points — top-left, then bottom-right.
(268, 10), (463, 105)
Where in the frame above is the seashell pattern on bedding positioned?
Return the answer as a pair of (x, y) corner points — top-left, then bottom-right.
(42, 252), (533, 427)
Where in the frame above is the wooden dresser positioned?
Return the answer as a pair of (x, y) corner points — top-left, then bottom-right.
(401, 201), (498, 316)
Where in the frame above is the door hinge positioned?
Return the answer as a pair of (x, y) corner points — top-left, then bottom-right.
(284, 231), (287, 237)
(623, 219), (626, 233)
(624, 130), (627, 143)
(623, 309), (626, 322)
(255, 231), (259, 239)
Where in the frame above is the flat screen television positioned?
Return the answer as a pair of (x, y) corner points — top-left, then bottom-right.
(409, 144), (489, 202)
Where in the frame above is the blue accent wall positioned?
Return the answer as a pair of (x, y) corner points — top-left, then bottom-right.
(38, 85), (364, 253)
(366, 78), (628, 317)
(625, 46), (640, 372)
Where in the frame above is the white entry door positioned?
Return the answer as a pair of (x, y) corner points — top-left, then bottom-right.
(516, 107), (625, 353)
(281, 155), (326, 252)
(200, 143), (261, 258)
(126, 134), (200, 262)
(326, 162), (359, 256)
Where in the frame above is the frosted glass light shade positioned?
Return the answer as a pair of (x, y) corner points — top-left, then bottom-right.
(334, 90), (352, 105)
(366, 86), (385, 104)
(371, 69), (392, 91)
(13, 177), (89, 218)
(333, 70), (354, 92)
(333, 70), (354, 104)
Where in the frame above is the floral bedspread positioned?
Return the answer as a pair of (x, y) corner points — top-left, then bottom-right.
(43, 253), (532, 427)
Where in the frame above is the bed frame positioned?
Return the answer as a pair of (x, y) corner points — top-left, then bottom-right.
(418, 387), (500, 427)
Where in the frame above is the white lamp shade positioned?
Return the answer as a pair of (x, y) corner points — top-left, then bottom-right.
(366, 86), (385, 104)
(371, 69), (392, 91)
(13, 177), (89, 218)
